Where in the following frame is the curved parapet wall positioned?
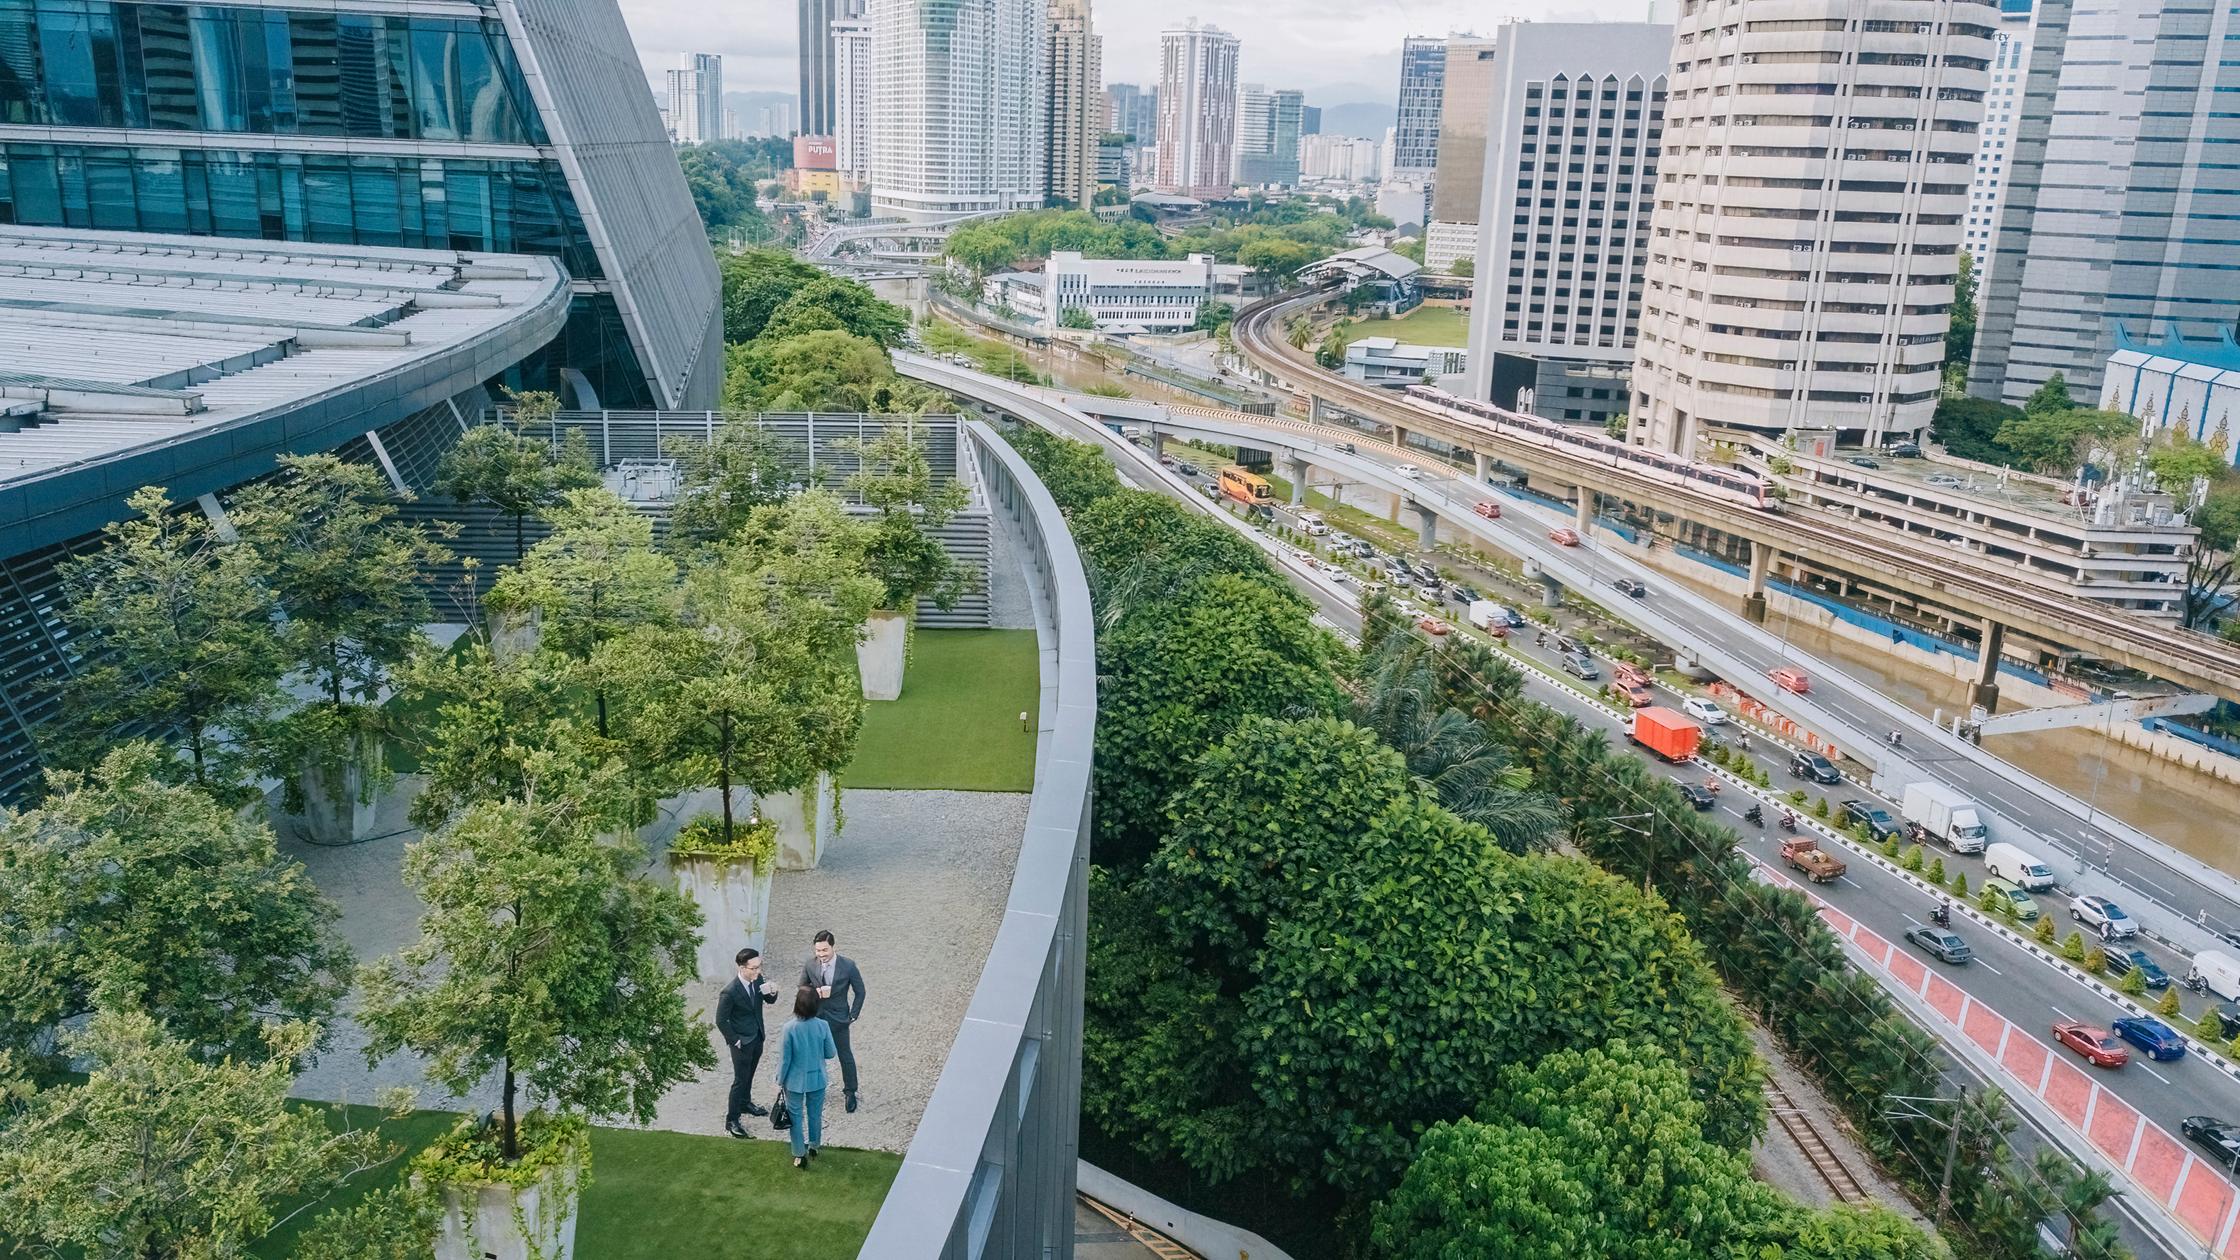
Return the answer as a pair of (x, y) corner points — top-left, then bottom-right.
(859, 419), (1095, 1259)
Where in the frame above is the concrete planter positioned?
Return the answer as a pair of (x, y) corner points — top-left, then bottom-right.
(291, 746), (404, 846)
(431, 1160), (580, 1260)
(768, 772), (840, 871)
(672, 851), (775, 978)
(489, 605), (542, 664)
(856, 610), (909, 701)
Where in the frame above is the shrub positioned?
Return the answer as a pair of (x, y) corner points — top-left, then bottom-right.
(1976, 886), (2001, 914)
(2119, 967), (2148, 997)
(1851, 823), (1873, 844)
(1951, 872), (1969, 898)
(2199, 1011), (2229, 1042)
(2034, 916), (2057, 945)
(1901, 846), (1925, 873)
(2061, 932), (2088, 962)
(2082, 946), (2107, 976)
(1811, 796), (1831, 820)
(1786, 789), (1809, 807)
(2224, 1031), (2240, 1061)
(1927, 857), (1947, 886)
(2158, 987), (2184, 1019)
(1881, 836), (1902, 861)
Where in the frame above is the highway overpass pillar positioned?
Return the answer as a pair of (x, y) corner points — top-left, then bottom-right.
(1742, 543), (1772, 625)
(1150, 430), (1167, 460)
(1971, 619), (2006, 713)
(1393, 424), (1411, 449)
(1285, 456), (1310, 506)
(1472, 451), (1491, 483)
(1574, 493), (1593, 532)
(1412, 503), (1438, 550)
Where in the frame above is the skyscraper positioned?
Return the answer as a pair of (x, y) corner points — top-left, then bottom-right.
(1970, 0), (2233, 407)
(1233, 86), (1304, 187)
(1458, 22), (1669, 430)
(872, 0), (1050, 218)
(1301, 104), (1322, 136)
(800, 0), (862, 136)
(667, 53), (724, 145)
(1046, 0), (1103, 206)
(1629, 0), (1991, 452)
(1391, 36), (1447, 181)
(1154, 20), (1240, 198)
(1105, 82), (1159, 143)
(834, 18), (877, 181)
(0, 0), (720, 410)
(1424, 36), (1499, 271)
(1960, 0), (2035, 293)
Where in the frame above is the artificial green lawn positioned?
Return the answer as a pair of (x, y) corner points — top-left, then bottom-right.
(844, 628), (1039, 792)
(254, 1103), (899, 1259)
(1334, 305), (1471, 349)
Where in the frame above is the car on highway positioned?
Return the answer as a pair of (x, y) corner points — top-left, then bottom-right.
(1926, 473), (1966, 488)
(1396, 463), (1421, 478)
(2052, 1019), (2129, 1068)
(1681, 697), (1727, 725)
(1335, 442), (1357, 455)
(1768, 666), (1812, 694)
(1613, 578), (1648, 598)
(1450, 583), (1482, 603)
(1621, 682), (1656, 707)
(1847, 456), (1882, 470)
(1884, 441), (1924, 459)
(2112, 1015), (2187, 1061)
(1562, 653), (1601, 681)
(1473, 501), (1503, 519)
(2183, 1117), (2240, 1172)
(1498, 607), (1528, 629)
(1548, 527), (1581, 546)
(2070, 894), (2139, 940)
(1789, 750), (1842, 784)
(1418, 616), (1452, 637)
(1837, 800), (1903, 842)
(1904, 925), (1975, 964)
(1351, 541), (1378, 560)
(1676, 781), (1718, 810)
(1178, 461), (1200, 477)
(1159, 453), (1177, 467)
(1985, 877), (2041, 922)
(2100, 946), (2171, 990)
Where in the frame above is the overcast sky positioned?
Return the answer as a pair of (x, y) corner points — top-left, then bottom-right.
(619, 0), (1651, 109)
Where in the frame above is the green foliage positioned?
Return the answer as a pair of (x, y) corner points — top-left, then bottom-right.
(667, 813), (779, 868)
(2060, 931), (2087, 962)
(670, 422), (804, 548)
(1928, 856), (1947, 885)
(291, 1182), (442, 1260)
(718, 249), (825, 343)
(2199, 1010), (2228, 1041)
(1881, 834), (1903, 861)
(0, 1010), (402, 1259)
(408, 1110), (589, 1192)
(1952, 871), (1970, 898)
(723, 329), (946, 413)
(1930, 394), (2026, 465)
(675, 139), (789, 241)
(842, 424), (976, 611)
(1449, 255), (1474, 278)
(943, 210), (1174, 277)
(435, 421), (599, 560)
(1236, 238), (1319, 281)
(1002, 426), (1125, 513)
(1057, 305), (1096, 330)
(1194, 299), (1236, 332)
(2034, 915), (2058, 945)
(1946, 249), (1977, 375)
(1901, 845), (1925, 872)
(1811, 794), (1831, 819)
(0, 743), (351, 1073)
(49, 485), (286, 793)
(2082, 945), (2106, 975)
(1370, 1045), (1938, 1260)
(763, 275), (911, 348)
(1994, 404), (2138, 474)
(357, 789), (715, 1163)
(2023, 373), (2075, 418)
(2158, 986), (2184, 1019)
(1071, 489), (1289, 626)
(2180, 478), (2240, 629)
(2119, 966), (2148, 997)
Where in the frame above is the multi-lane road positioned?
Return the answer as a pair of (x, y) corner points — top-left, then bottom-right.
(906, 354), (2240, 1258)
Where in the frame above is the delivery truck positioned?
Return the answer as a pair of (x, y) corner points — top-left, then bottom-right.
(1628, 707), (1702, 763)
(1780, 835), (1847, 884)
(1466, 600), (1511, 633)
(1901, 781), (1988, 854)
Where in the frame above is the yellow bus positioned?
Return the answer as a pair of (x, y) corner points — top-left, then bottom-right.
(1217, 465), (1273, 506)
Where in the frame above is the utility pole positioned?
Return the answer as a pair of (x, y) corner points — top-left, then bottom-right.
(1884, 1093), (1969, 1226)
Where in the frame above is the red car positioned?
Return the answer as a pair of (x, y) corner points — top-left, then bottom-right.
(1621, 682), (1655, 707)
(2053, 1020), (2130, 1069)
(1768, 666), (1811, 695)
(1417, 616), (1452, 637)
(1548, 527), (1581, 546)
(1473, 501), (1503, 520)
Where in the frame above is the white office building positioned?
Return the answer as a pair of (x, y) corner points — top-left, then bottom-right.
(1345, 338), (1471, 387)
(996, 252), (1218, 331)
(1457, 21), (1670, 430)
(1154, 21), (1240, 198)
(871, 0), (1049, 219)
(1970, 0), (2240, 407)
(1961, 0), (2034, 292)
(666, 53), (723, 144)
(1629, 0), (1992, 453)
(833, 19), (876, 181)
(1391, 36), (1447, 181)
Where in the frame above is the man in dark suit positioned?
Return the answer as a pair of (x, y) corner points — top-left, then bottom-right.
(803, 929), (867, 1112)
(715, 946), (778, 1137)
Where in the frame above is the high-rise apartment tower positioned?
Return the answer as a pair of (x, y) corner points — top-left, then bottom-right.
(1046, 0), (1102, 206)
(871, 0), (1050, 218)
(1960, 0), (2034, 293)
(1629, 0), (1993, 452)
(833, 18), (876, 181)
(1154, 21), (1240, 198)
(1391, 36), (1448, 181)
(800, 0), (862, 136)
(1105, 82), (1159, 142)
(667, 53), (724, 145)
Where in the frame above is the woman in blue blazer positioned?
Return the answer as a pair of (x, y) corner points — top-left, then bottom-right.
(777, 984), (839, 1167)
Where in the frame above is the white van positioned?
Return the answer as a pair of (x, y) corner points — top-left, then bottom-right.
(1983, 842), (2056, 892)
(2190, 950), (2240, 1004)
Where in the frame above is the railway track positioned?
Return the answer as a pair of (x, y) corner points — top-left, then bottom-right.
(1231, 294), (2240, 693)
(1079, 1193), (1199, 1259)
(1764, 1080), (1873, 1206)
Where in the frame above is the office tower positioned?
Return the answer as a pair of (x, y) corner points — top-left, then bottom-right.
(1301, 104), (1322, 135)
(1105, 82), (1159, 143)
(834, 18), (877, 181)
(1457, 22), (1670, 430)
(800, 0), (862, 136)
(0, 0), (720, 410)
(1424, 36), (1500, 270)
(1233, 86), (1303, 186)
(1629, 0), (1991, 453)
(758, 101), (797, 137)
(1154, 20), (1240, 198)
(871, 0), (1050, 218)
(1970, 0), (2232, 407)
(1391, 36), (1447, 181)
(1960, 0), (2035, 292)
(1097, 134), (1131, 187)
(1046, 0), (1102, 206)
(667, 53), (724, 145)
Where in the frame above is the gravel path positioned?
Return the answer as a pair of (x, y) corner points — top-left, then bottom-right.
(288, 786), (1032, 1159)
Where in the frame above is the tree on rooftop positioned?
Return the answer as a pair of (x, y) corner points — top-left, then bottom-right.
(49, 485), (286, 795)
(670, 421), (805, 549)
(759, 275), (911, 347)
(357, 779), (713, 1165)
(841, 422), (976, 614)
(0, 742), (350, 1074)
(1993, 404), (2138, 474)
(0, 1010), (404, 1260)
(434, 410), (599, 561)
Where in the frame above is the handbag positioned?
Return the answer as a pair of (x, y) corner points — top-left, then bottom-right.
(771, 1089), (793, 1132)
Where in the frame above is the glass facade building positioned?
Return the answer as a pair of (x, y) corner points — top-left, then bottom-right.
(0, 0), (721, 409)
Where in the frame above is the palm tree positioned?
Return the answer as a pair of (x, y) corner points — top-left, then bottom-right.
(1356, 634), (1561, 853)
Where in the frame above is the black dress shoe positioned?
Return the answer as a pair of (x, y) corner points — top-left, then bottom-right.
(743, 1103), (768, 1118)
(845, 1092), (858, 1113)
(725, 1122), (748, 1139)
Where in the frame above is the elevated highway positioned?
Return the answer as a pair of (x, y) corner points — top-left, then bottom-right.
(1231, 294), (2240, 704)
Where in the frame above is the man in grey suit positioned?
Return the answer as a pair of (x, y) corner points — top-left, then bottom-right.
(803, 928), (867, 1112)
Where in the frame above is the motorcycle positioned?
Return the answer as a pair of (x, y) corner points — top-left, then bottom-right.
(1778, 811), (1798, 832)
(1930, 903), (1951, 929)
(1886, 730), (1904, 748)
(1743, 805), (1764, 827)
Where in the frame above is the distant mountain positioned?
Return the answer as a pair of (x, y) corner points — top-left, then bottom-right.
(721, 90), (799, 134)
(1316, 101), (1395, 139)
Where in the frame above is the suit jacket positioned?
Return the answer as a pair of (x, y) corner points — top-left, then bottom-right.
(715, 975), (776, 1048)
(777, 1016), (837, 1093)
(801, 953), (866, 1024)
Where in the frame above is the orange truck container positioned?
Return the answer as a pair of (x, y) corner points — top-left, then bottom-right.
(1629, 706), (1702, 762)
